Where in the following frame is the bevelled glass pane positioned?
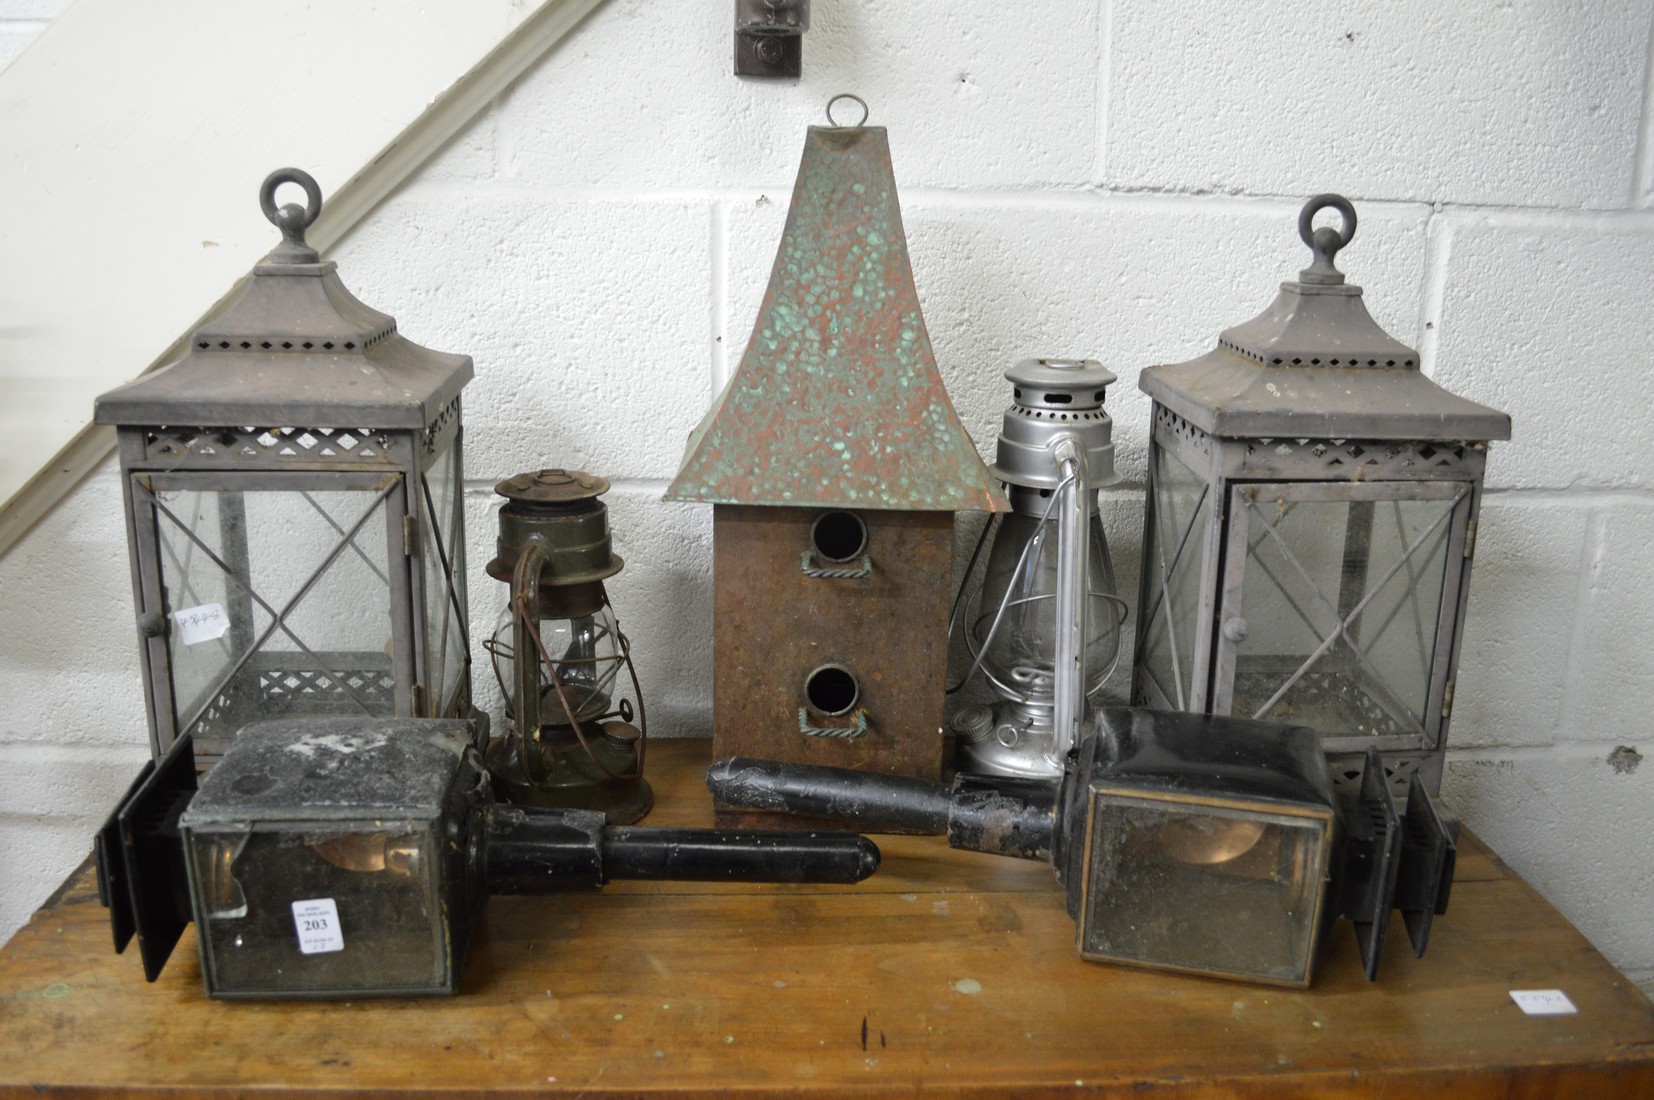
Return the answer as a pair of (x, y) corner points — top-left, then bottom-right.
(420, 443), (468, 717)
(1139, 446), (1210, 709)
(151, 483), (398, 755)
(1230, 494), (1456, 742)
(186, 822), (449, 996)
(1080, 794), (1330, 985)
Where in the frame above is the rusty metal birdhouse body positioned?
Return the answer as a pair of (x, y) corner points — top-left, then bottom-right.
(666, 99), (1005, 825)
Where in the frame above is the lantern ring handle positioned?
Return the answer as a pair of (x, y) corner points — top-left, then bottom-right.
(1297, 193), (1356, 284)
(259, 167), (324, 248)
(825, 93), (870, 128)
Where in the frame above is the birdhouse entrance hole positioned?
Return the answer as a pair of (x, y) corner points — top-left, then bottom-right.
(805, 663), (860, 715)
(810, 511), (868, 563)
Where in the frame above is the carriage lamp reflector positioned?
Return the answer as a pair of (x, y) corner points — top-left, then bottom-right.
(96, 718), (879, 999)
(1077, 791), (1331, 984)
(483, 469), (652, 824)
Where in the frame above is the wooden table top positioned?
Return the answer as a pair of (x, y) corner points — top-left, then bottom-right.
(2, 738), (1652, 1099)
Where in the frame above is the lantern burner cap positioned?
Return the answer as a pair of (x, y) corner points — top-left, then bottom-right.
(1004, 358), (1118, 411)
(990, 357), (1119, 494)
(496, 468), (611, 507)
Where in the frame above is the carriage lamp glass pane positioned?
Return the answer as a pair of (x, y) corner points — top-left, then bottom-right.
(1080, 794), (1331, 984)
(420, 442), (469, 717)
(185, 822), (448, 997)
(153, 485), (397, 759)
(1230, 496), (1453, 742)
(1139, 446), (1209, 710)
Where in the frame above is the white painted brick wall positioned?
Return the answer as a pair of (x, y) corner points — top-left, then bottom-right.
(2, 0), (1653, 1001)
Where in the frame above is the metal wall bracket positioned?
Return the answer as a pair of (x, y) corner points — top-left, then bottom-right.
(734, 0), (809, 78)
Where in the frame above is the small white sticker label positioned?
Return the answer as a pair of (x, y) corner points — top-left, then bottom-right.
(1510, 989), (1578, 1016)
(291, 898), (344, 955)
(173, 603), (230, 646)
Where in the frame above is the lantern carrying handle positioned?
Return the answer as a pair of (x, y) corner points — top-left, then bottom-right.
(259, 168), (324, 259)
(825, 93), (869, 128)
(1297, 193), (1357, 286)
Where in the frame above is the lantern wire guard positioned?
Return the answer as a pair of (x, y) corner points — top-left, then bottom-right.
(483, 470), (652, 824)
(949, 359), (1128, 778)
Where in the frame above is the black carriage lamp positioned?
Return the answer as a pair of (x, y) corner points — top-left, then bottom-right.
(1134, 194), (1510, 798)
(95, 718), (878, 999)
(482, 469), (652, 824)
(93, 168), (480, 766)
(709, 707), (1459, 987)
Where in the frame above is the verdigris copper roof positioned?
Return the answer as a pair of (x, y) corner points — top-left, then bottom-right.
(665, 112), (1006, 513)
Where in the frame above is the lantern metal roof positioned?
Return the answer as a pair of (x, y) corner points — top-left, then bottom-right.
(665, 101), (1007, 514)
(94, 169), (471, 432)
(1140, 195), (1510, 444)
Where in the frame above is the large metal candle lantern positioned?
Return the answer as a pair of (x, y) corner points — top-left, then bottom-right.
(484, 469), (651, 824)
(665, 96), (1006, 828)
(955, 359), (1128, 778)
(94, 169), (477, 765)
(1134, 195), (1510, 794)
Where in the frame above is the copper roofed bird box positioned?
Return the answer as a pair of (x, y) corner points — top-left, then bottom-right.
(665, 97), (1006, 827)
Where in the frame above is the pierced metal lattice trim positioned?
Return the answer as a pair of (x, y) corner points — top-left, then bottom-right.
(186, 661), (396, 743)
(142, 425), (395, 465)
(1007, 405), (1112, 426)
(1232, 661), (1416, 743)
(1239, 437), (1478, 478)
(193, 322), (396, 355)
(1328, 752), (1424, 801)
(1154, 404), (1213, 461)
(1217, 335), (1416, 370)
(422, 396), (462, 455)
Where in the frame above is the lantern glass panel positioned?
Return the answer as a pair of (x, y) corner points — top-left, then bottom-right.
(184, 822), (448, 997)
(489, 600), (623, 726)
(1079, 792), (1331, 985)
(145, 478), (401, 753)
(1226, 485), (1466, 743)
(419, 441), (468, 717)
(1140, 445), (1210, 710)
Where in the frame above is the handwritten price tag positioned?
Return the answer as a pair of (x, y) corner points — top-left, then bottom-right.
(291, 898), (345, 955)
(1510, 989), (1577, 1016)
(172, 603), (230, 646)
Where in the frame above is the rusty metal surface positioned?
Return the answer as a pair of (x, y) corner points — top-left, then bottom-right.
(1140, 195), (1508, 444)
(665, 122), (1006, 514)
(709, 504), (952, 830)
